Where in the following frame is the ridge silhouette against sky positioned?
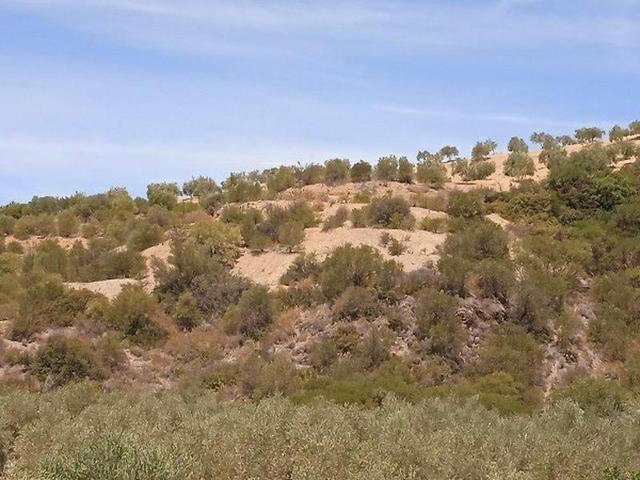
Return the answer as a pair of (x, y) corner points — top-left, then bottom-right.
(1, 0), (638, 203)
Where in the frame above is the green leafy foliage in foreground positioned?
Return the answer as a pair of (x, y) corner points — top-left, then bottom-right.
(1, 383), (640, 480)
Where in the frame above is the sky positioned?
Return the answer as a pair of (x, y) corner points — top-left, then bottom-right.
(0, 0), (639, 204)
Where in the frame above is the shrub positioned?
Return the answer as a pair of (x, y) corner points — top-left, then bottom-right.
(0, 252), (21, 275)
(438, 145), (459, 161)
(287, 201), (317, 228)
(416, 157), (448, 188)
(414, 288), (458, 343)
(277, 221), (305, 252)
(553, 377), (629, 417)
(614, 199), (640, 235)
(333, 286), (380, 320)
(530, 131), (558, 149)
(319, 244), (392, 300)
(300, 163), (325, 185)
(350, 161), (372, 182)
(350, 208), (368, 228)
(107, 285), (167, 345)
(31, 335), (103, 387)
(146, 183), (179, 210)
(266, 166), (297, 193)
(374, 156), (399, 181)
(223, 174), (262, 203)
(446, 190), (485, 218)
(309, 337), (339, 372)
(471, 139), (497, 162)
(507, 136), (529, 153)
(438, 255), (472, 297)
(224, 286), (275, 339)
(356, 327), (392, 370)
(504, 151), (535, 177)
(279, 253), (320, 285)
(538, 146), (568, 166)
(175, 291), (202, 331)
(56, 210), (79, 237)
(27, 240), (68, 277)
(0, 214), (16, 235)
(127, 220), (163, 251)
(463, 161), (496, 181)
(182, 176), (219, 198)
(366, 195), (415, 229)
(475, 259), (515, 302)
(575, 126), (605, 143)
(609, 125), (629, 142)
(322, 206), (349, 231)
(476, 325), (542, 387)
(420, 217), (448, 233)
(324, 159), (350, 184)
(387, 237), (406, 256)
(189, 220), (242, 265)
(397, 157), (414, 183)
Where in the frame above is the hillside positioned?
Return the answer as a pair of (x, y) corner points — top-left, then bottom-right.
(1, 126), (640, 478)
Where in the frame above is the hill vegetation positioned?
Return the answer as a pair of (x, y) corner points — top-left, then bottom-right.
(1, 122), (640, 478)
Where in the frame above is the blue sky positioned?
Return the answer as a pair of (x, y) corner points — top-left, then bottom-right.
(1, 0), (639, 204)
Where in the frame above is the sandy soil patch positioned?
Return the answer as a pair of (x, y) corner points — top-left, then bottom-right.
(65, 278), (140, 300)
(233, 226), (446, 287)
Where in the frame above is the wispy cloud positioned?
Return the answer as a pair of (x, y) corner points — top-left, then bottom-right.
(5, 0), (639, 56)
(375, 104), (608, 129)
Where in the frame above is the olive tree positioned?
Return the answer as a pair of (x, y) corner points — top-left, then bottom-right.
(575, 127), (605, 143)
(507, 137), (529, 153)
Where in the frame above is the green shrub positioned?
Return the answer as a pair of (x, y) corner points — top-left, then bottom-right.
(279, 253), (320, 285)
(107, 285), (167, 345)
(575, 126), (605, 143)
(224, 286), (274, 339)
(374, 156), (399, 181)
(504, 151), (535, 177)
(319, 245), (398, 300)
(553, 377), (629, 417)
(324, 159), (350, 184)
(349, 207), (368, 228)
(266, 166), (297, 193)
(366, 195), (415, 229)
(349, 161), (372, 182)
(277, 221), (305, 252)
(420, 217), (448, 233)
(475, 325), (542, 388)
(442, 220), (508, 261)
(322, 206), (349, 231)
(127, 220), (163, 251)
(32, 335), (103, 387)
(0, 214), (16, 235)
(414, 288), (460, 356)
(397, 157), (414, 183)
(475, 259), (515, 302)
(146, 183), (179, 210)
(56, 210), (79, 237)
(182, 176), (219, 198)
(175, 291), (202, 331)
(333, 286), (380, 320)
(416, 156), (448, 188)
(387, 237), (406, 256)
(300, 163), (325, 185)
(471, 139), (497, 162)
(463, 160), (496, 181)
(507, 136), (529, 153)
(446, 190), (485, 218)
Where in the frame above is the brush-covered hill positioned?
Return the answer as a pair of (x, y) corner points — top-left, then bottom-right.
(2, 124), (640, 479)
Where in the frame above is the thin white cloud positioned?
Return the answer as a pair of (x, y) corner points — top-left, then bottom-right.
(375, 104), (609, 129)
(4, 0), (639, 55)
